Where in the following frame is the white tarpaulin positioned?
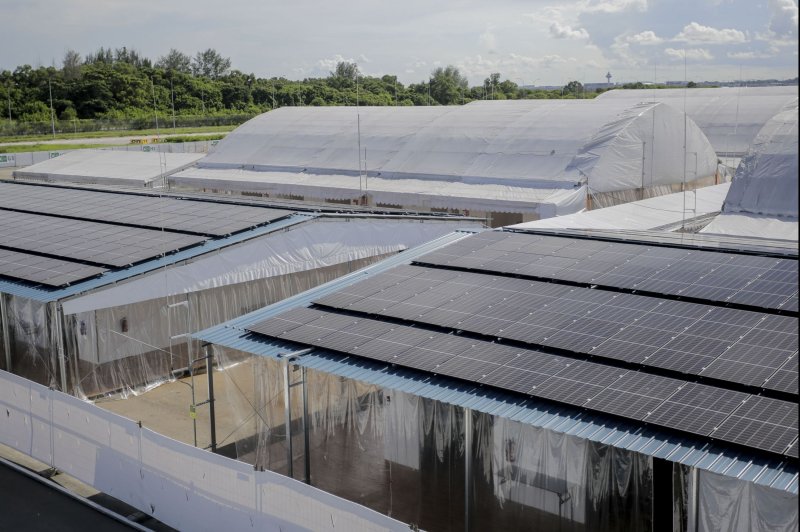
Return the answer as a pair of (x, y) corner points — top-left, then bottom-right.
(188, 100), (717, 215)
(61, 217), (476, 315)
(171, 167), (587, 215)
(13, 149), (204, 186)
(510, 183), (730, 231)
(702, 105), (798, 241)
(597, 86), (799, 157)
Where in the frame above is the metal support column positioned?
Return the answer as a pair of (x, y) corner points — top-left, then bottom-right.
(464, 407), (472, 532)
(301, 366), (311, 484)
(0, 295), (12, 372)
(205, 344), (217, 453)
(282, 357), (293, 479)
(54, 303), (68, 393)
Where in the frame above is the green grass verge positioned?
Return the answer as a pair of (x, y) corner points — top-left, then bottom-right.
(0, 143), (115, 153)
(0, 124), (236, 144)
(161, 133), (227, 143)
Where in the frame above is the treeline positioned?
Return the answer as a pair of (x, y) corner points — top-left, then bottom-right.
(0, 46), (606, 123)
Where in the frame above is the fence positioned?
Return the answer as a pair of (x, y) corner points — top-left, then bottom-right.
(0, 140), (218, 169)
(0, 369), (405, 532)
(0, 114), (253, 138)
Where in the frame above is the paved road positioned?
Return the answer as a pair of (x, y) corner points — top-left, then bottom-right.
(0, 131), (223, 148)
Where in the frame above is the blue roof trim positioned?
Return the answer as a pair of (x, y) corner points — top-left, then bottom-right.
(193, 228), (797, 495)
(0, 213), (315, 302)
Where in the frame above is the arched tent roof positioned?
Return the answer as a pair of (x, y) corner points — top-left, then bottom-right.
(701, 105), (798, 240)
(199, 100), (717, 194)
(596, 86), (798, 157)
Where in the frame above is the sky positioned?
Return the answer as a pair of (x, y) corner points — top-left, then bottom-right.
(0, 0), (797, 86)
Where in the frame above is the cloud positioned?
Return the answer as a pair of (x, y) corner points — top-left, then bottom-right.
(664, 47), (714, 61)
(767, 0), (799, 39)
(727, 49), (779, 59)
(549, 22), (590, 40)
(581, 0), (648, 13)
(623, 30), (663, 45)
(674, 22), (747, 44)
(316, 54), (362, 73)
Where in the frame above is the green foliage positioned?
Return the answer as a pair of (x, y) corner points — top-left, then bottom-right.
(1, 50), (613, 135)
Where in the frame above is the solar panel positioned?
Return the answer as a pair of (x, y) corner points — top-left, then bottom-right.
(711, 396), (799, 455)
(313, 265), (799, 394)
(414, 231), (799, 312)
(0, 248), (107, 287)
(244, 307), (798, 457)
(0, 210), (206, 268)
(0, 182), (290, 236)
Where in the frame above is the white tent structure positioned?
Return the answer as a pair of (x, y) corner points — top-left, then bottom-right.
(596, 86), (798, 159)
(702, 105), (798, 241)
(13, 149), (203, 187)
(510, 182), (730, 232)
(173, 101), (719, 225)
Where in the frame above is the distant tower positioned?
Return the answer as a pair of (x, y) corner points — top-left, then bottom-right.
(606, 72), (612, 85)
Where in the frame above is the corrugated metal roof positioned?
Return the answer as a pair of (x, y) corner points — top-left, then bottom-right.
(194, 229), (798, 495)
(0, 214), (315, 302)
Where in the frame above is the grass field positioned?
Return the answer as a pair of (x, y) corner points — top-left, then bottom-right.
(0, 143), (113, 153)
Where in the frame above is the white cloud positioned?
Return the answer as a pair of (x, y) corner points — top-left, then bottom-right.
(727, 50), (777, 59)
(664, 47), (714, 61)
(674, 22), (747, 44)
(581, 0), (648, 13)
(317, 54), (363, 73)
(624, 30), (663, 45)
(549, 22), (590, 40)
(768, 0), (799, 39)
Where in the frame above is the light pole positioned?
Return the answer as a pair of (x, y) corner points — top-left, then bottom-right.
(48, 79), (56, 138)
(6, 81), (11, 123)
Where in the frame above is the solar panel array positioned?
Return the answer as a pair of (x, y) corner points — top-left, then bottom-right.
(244, 230), (799, 458)
(245, 307), (798, 457)
(0, 248), (107, 286)
(0, 210), (206, 268)
(0, 182), (289, 236)
(312, 265), (798, 394)
(415, 231), (799, 312)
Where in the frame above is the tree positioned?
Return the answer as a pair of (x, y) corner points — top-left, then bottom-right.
(483, 73), (501, 99)
(62, 49), (82, 80)
(327, 61), (359, 90)
(687, 81), (697, 88)
(156, 49), (192, 74)
(562, 80), (584, 96)
(192, 49), (231, 79)
(429, 65), (468, 105)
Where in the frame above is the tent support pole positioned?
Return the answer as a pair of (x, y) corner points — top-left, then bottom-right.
(283, 357), (293, 479)
(0, 296), (11, 372)
(54, 303), (68, 393)
(464, 407), (472, 532)
(302, 366), (310, 484)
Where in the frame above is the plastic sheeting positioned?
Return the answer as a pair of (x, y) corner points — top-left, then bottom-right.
(171, 167), (587, 215)
(0, 369), (406, 532)
(61, 217), (470, 315)
(720, 106), (798, 218)
(510, 183), (729, 231)
(13, 149), (204, 187)
(596, 86), (799, 156)
(696, 470), (799, 532)
(213, 348), (657, 532)
(198, 100), (717, 195)
(701, 213), (798, 241)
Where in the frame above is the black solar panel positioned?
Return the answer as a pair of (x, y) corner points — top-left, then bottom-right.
(414, 231), (799, 312)
(0, 210), (206, 268)
(0, 248), (107, 287)
(313, 265), (799, 394)
(244, 307), (798, 457)
(0, 182), (289, 236)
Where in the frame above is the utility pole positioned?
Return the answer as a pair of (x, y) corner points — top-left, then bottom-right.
(170, 78), (176, 129)
(6, 81), (11, 123)
(48, 79), (56, 138)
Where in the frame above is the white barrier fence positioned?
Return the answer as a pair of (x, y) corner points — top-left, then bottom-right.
(0, 370), (406, 532)
(0, 140), (217, 168)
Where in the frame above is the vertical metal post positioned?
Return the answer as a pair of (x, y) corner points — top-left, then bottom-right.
(54, 304), (67, 393)
(641, 141), (647, 200)
(0, 296), (12, 372)
(690, 466), (699, 532)
(205, 344), (217, 453)
(282, 357), (293, 479)
(302, 366), (310, 484)
(464, 407), (472, 532)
